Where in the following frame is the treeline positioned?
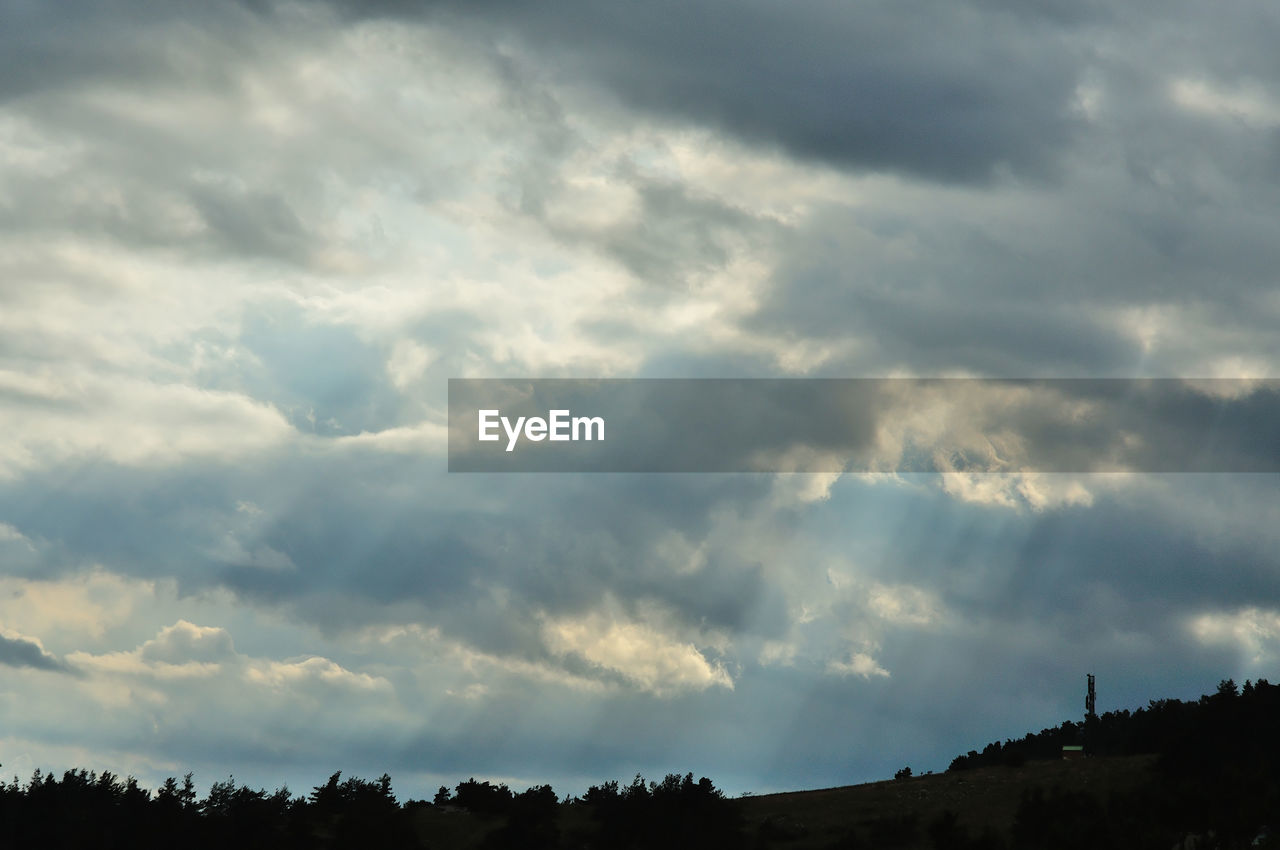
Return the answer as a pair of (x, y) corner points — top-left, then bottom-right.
(944, 678), (1280, 849)
(575, 772), (742, 849)
(0, 765), (741, 850)
(0, 768), (415, 849)
(426, 771), (741, 849)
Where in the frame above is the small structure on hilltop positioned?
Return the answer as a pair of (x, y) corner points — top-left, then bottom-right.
(1084, 672), (1097, 753)
(1063, 673), (1097, 760)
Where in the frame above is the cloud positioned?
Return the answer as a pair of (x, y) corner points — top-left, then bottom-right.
(319, 0), (1090, 183)
(2, 0), (1280, 801)
(68, 620), (395, 720)
(828, 652), (890, 680)
(0, 632), (77, 674)
(937, 473), (1096, 511)
(542, 609), (733, 696)
(0, 372), (294, 477)
(867, 583), (945, 628)
(1170, 77), (1280, 128)
(1190, 607), (1280, 670)
(139, 621), (238, 665)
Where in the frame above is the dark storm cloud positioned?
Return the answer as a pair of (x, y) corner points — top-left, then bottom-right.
(227, 469), (788, 652)
(745, 165), (1280, 375)
(805, 474), (1280, 655)
(305, 0), (1088, 183)
(16, 0), (1278, 193)
(0, 449), (783, 666)
(0, 1), (262, 100)
(0, 633), (76, 674)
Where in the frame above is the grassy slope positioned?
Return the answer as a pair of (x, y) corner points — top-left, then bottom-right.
(735, 754), (1158, 849)
(410, 755), (1158, 849)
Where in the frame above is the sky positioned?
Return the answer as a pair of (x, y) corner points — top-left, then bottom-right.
(2, 0), (1280, 801)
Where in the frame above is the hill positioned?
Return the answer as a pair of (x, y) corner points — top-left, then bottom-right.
(736, 755), (1158, 849)
(405, 756), (1161, 849)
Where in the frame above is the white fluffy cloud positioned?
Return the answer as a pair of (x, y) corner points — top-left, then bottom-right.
(543, 609), (733, 696)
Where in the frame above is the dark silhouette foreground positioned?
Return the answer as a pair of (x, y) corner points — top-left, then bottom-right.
(4, 679), (1279, 849)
